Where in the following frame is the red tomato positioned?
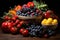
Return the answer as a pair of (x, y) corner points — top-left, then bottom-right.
(14, 15), (18, 19)
(4, 16), (10, 20)
(22, 29), (29, 36)
(12, 17), (16, 21)
(27, 2), (34, 8)
(19, 28), (25, 34)
(2, 22), (8, 28)
(13, 23), (16, 26)
(10, 27), (17, 33)
(2, 21), (13, 29)
(19, 21), (24, 25)
(7, 22), (13, 29)
(15, 19), (20, 24)
(17, 24), (21, 28)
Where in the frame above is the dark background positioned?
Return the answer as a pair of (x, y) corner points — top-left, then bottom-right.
(0, 0), (60, 18)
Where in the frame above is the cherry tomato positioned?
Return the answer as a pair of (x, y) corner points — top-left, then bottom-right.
(7, 22), (13, 29)
(2, 22), (8, 28)
(4, 16), (10, 20)
(19, 21), (24, 25)
(15, 19), (20, 24)
(17, 24), (21, 28)
(12, 17), (16, 21)
(10, 27), (17, 33)
(2, 21), (13, 28)
(19, 28), (25, 34)
(22, 29), (29, 36)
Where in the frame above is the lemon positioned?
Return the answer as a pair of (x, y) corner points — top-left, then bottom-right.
(53, 19), (58, 23)
(52, 19), (58, 25)
(41, 19), (47, 25)
(47, 18), (53, 22)
(46, 20), (51, 25)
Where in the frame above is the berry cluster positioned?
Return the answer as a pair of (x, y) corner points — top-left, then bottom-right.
(26, 24), (55, 37)
(16, 4), (42, 17)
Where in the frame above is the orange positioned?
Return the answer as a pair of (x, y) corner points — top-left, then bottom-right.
(9, 10), (16, 16)
(14, 5), (22, 11)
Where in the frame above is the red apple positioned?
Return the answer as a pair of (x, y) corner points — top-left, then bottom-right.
(44, 10), (54, 18)
(44, 12), (50, 18)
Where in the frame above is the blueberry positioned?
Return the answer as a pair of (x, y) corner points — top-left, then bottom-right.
(29, 32), (33, 35)
(31, 25), (35, 27)
(32, 32), (36, 36)
(31, 27), (34, 29)
(37, 29), (40, 32)
(48, 30), (55, 36)
(40, 27), (43, 30)
(32, 29), (36, 31)
(39, 31), (42, 34)
(30, 10), (33, 13)
(35, 29), (38, 32)
(16, 12), (20, 15)
(22, 13), (25, 16)
(34, 27), (37, 29)
(48, 31), (55, 36)
(36, 26), (40, 29)
(27, 11), (31, 15)
(28, 27), (32, 31)
(34, 12), (38, 16)
(24, 14), (27, 16)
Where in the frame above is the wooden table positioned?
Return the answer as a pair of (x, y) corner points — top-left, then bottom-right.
(0, 19), (60, 40)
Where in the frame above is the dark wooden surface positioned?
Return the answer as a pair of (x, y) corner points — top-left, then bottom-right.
(0, 19), (60, 40)
(0, 30), (60, 40)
